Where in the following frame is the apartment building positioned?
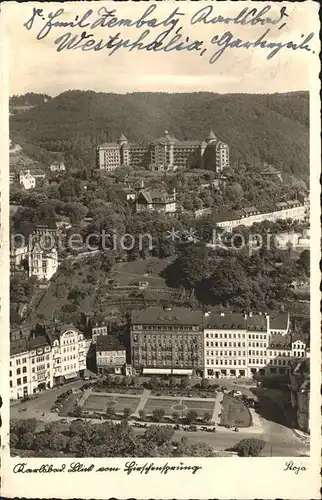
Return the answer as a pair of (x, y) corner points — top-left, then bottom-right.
(97, 130), (229, 172)
(51, 325), (87, 384)
(10, 335), (53, 400)
(203, 311), (307, 379)
(9, 324), (88, 400)
(130, 307), (204, 376)
(213, 200), (307, 232)
(96, 335), (126, 375)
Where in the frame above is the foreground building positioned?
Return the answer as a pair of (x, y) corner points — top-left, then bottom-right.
(96, 335), (126, 375)
(130, 307), (308, 379)
(97, 130), (229, 173)
(130, 307), (204, 376)
(9, 324), (88, 400)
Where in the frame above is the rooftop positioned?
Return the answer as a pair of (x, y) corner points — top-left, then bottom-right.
(96, 335), (125, 352)
(269, 313), (289, 331)
(131, 306), (203, 326)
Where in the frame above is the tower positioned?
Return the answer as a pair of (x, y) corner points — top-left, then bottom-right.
(206, 130), (217, 144)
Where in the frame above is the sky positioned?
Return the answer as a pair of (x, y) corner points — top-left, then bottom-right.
(2, 0), (319, 96)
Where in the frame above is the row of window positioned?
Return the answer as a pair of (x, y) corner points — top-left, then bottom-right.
(206, 341), (246, 348)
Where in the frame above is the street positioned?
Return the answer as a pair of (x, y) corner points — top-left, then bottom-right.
(10, 381), (309, 457)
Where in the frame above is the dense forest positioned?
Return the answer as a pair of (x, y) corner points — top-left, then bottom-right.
(10, 90), (309, 181)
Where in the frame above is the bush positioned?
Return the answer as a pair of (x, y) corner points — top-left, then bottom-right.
(234, 438), (266, 457)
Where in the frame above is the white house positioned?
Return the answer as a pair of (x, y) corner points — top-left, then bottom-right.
(19, 170), (36, 190)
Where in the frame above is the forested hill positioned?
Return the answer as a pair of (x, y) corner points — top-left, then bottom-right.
(10, 90), (309, 179)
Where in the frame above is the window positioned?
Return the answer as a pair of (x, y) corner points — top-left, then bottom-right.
(10, 381), (12, 388)
(17, 378), (21, 386)
(16, 359), (21, 365)
(22, 357), (27, 363)
(23, 376), (27, 384)
(22, 366), (27, 373)
(9, 370), (12, 377)
(16, 368), (21, 375)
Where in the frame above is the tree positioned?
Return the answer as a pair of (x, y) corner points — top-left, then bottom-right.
(122, 376), (131, 387)
(138, 409), (146, 420)
(234, 438), (266, 457)
(144, 425), (174, 446)
(180, 377), (189, 389)
(132, 376), (141, 388)
(105, 406), (116, 419)
(297, 249), (310, 277)
(49, 433), (66, 452)
(152, 408), (166, 422)
(201, 378), (209, 390)
(19, 432), (35, 450)
(123, 407), (131, 420)
(172, 411), (180, 422)
(13, 418), (38, 437)
(32, 432), (51, 453)
(10, 432), (19, 449)
(203, 412), (212, 423)
(185, 410), (198, 425)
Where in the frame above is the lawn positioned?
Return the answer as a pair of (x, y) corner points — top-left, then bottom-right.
(220, 395), (252, 428)
(82, 392), (140, 415)
(110, 257), (175, 288)
(143, 396), (216, 417)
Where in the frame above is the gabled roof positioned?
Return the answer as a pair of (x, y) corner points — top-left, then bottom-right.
(118, 132), (128, 142)
(207, 130), (217, 140)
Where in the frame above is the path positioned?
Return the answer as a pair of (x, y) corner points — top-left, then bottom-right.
(133, 389), (150, 416)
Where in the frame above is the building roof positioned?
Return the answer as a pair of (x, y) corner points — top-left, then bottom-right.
(96, 335), (125, 351)
(204, 312), (267, 331)
(270, 313), (289, 331)
(99, 142), (120, 148)
(29, 335), (51, 350)
(131, 306), (203, 326)
(118, 132), (128, 142)
(10, 338), (29, 356)
(207, 130), (217, 140)
(137, 189), (173, 205)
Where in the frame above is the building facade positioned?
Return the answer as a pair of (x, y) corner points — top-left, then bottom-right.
(203, 312), (307, 379)
(130, 307), (204, 376)
(213, 200), (307, 232)
(289, 359), (310, 432)
(96, 335), (126, 375)
(97, 130), (229, 172)
(10, 325), (87, 400)
(50, 161), (66, 172)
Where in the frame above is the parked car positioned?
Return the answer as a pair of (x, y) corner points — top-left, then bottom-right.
(59, 419), (69, 424)
(187, 425), (197, 432)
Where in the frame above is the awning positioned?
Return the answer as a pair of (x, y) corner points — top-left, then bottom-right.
(143, 368), (171, 375)
(171, 369), (193, 375)
(64, 372), (78, 380)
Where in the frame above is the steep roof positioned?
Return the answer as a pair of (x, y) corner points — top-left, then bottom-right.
(270, 313), (289, 331)
(207, 130), (217, 140)
(118, 132), (128, 142)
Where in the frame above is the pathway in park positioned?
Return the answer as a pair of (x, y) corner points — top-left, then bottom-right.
(133, 389), (151, 416)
